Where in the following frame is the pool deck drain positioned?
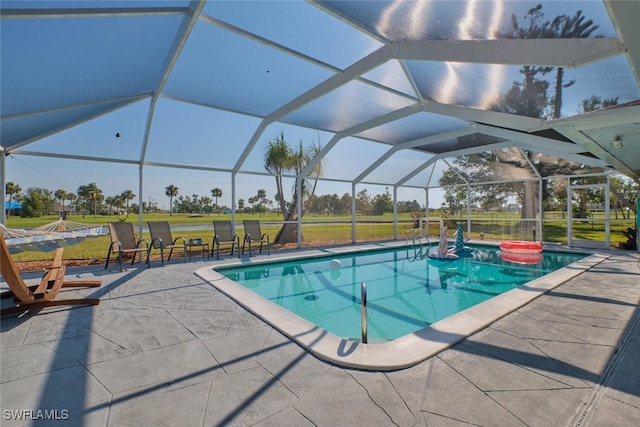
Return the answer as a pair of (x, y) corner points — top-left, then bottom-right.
(2, 242), (639, 426)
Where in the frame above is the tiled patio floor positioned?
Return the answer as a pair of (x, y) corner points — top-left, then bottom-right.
(1, 248), (639, 426)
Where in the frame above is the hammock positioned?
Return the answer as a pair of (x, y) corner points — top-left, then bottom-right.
(0, 219), (106, 254)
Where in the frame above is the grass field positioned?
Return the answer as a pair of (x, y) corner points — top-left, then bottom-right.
(3, 211), (636, 264)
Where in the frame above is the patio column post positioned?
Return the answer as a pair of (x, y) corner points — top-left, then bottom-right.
(0, 150), (5, 224)
(466, 183), (471, 239)
(231, 173), (236, 234)
(351, 183), (357, 244)
(297, 178), (302, 249)
(393, 185), (398, 240)
(138, 164), (144, 235)
(605, 174), (611, 248)
(567, 177), (572, 246)
(538, 178), (543, 243)
(425, 187), (429, 234)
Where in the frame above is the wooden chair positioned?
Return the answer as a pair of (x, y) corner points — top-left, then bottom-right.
(242, 219), (270, 256)
(148, 221), (186, 266)
(1, 236), (101, 316)
(105, 222), (150, 272)
(212, 220), (240, 260)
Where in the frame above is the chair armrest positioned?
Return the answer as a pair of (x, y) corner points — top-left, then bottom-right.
(174, 237), (186, 245)
(136, 238), (150, 249)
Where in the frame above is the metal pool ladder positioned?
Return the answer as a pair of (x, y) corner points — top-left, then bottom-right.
(406, 228), (430, 261)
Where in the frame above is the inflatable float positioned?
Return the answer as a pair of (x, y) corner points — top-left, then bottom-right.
(451, 223), (473, 257)
(499, 251), (543, 265)
(499, 240), (543, 254)
(499, 240), (543, 264)
(428, 226), (458, 259)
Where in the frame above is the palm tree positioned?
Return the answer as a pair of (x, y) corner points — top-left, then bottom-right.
(121, 189), (135, 217)
(55, 189), (67, 215)
(165, 185), (179, 216)
(105, 196), (117, 215)
(114, 195), (125, 216)
(211, 188), (222, 216)
(65, 193), (77, 216)
(201, 196), (213, 215)
(77, 183), (102, 217)
(265, 132), (292, 222)
(264, 132), (324, 244)
(5, 182), (22, 219)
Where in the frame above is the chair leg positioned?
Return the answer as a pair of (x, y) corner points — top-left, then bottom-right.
(118, 251), (124, 272)
(105, 247), (112, 269)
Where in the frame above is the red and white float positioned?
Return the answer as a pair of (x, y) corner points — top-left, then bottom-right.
(499, 251), (543, 264)
(499, 240), (544, 264)
(499, 240), (543, 254)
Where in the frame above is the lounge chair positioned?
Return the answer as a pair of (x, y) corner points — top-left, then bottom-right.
(1, 235), (101, 316)
(105, 222), (150, 272)
(242, 219), (270, 256)
(212, 221), (240, 260)
(148, 221), (186, 266)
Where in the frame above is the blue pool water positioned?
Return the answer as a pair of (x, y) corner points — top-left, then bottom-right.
(217, 246), (585, 342)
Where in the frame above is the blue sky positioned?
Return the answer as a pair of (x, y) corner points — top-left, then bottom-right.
(4, 104), (438, 211)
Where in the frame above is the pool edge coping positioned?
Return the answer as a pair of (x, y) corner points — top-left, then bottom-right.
(195, 243), (607, 371)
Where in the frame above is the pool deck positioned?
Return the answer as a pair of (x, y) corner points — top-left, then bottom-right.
(1, 243), (639, 426)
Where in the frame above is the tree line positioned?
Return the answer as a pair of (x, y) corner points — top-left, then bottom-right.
(3, 182), (140, 219)
(4, 180), (424, 219)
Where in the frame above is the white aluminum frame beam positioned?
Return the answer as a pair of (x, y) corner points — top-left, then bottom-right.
(546, 104), (640, 131)
(3, 95), (149, 151)
(474, 124), (584, 154)
(139, 0), (205, 165)
(0, 6), (189, 19)
(423, 101), (544, 132)
(393, 38), (626, 68)
(233, 44), (394, 173)
(553, 126), (635, 176)
(297, 103), (425, 179)
(7, 150), (141, 164)
(353, 127), (477, 184)
(605, 0), (640, 84)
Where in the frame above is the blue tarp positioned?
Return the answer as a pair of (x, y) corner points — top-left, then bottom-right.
(4, 200), (22, 209)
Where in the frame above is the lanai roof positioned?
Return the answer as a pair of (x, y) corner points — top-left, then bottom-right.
(1, 0), (639, 194)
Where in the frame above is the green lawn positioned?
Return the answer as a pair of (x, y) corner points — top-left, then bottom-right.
(4, 211), (635, 263)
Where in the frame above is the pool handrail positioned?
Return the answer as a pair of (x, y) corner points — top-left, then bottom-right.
(361, 281), (367, 344)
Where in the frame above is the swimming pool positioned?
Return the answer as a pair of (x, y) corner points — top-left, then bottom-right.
(196, 243), (603, 370)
